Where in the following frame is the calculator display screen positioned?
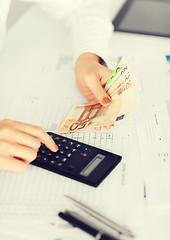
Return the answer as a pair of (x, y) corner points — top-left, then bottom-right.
(80, 154), (105, 177)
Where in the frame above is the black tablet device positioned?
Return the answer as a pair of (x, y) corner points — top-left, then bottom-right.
(113, 0), (170, 38)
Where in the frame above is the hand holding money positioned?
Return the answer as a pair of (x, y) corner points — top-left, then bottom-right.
(75, 52), (112, 106)
(59, 58), (137, 134)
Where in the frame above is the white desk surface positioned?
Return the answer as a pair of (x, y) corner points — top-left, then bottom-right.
(0, 3), (170, 240)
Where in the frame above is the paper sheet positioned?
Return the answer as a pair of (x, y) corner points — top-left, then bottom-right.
(132, 53), (170, 208)
(135, 98), (170, 207)
(0, 46), (144, 228)
(107, 44), (170, 208)
(0, 220), (92, 240)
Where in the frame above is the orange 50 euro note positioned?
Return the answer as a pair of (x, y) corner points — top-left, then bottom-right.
(58, 58), (137, 134)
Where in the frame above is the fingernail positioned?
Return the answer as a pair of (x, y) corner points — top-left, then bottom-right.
(102, 97), (111, 105)
(95, 127), (101, 131)
(54, 144), (59, 152)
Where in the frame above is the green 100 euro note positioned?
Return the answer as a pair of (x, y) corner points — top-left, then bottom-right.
(58, 58), (137, 134)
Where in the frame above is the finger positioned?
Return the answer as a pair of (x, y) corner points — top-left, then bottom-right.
(94, 124), (112, 131)
(100, 67), (113, 86)
(0, 156), (28, 172)
(95, 126), (101, 131)
(7, 120), (58, 152)
(104, 125), (112, 130)
(1, 127), (41, 150)
(85, 75), (111, 106)
(0, 141), (37, 163)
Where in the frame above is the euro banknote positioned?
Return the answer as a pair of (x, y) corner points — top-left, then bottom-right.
(58, 58), (137, 134)
(105, 57), (127, 92)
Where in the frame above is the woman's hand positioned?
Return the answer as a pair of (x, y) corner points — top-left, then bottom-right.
(75, 52), (112, 105)
(75, 52), (113, 130)
(0, 119), (58, 172)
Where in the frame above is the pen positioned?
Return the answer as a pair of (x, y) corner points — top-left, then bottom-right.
(65, 195), (134, 238)
(144, 183), (147, 198)
(58, 211), (119, 240)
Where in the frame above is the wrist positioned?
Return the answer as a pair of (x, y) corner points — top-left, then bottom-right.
(75, 52), (107, 68)
(76, 52), (100, 63)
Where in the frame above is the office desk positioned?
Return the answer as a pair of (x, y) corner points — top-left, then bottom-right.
(0, 4), (170, 240)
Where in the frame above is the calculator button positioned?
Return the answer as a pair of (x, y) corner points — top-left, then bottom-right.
(81, 153), (87, 157)
(58, 143), (62, 147)
(76, 144), (81, 148)
(67, 153), (72, 158)
(62, 139), (67, 143)
(40, 149), (46, 154)
(68, 142), (74, 146)
(49, 160), (56, 165)
(42, 157), (48, 162)
(71, 149), (77, 153)
(55, 155), (60, 159)
(87, 148), (92, 152)
(84, 148), (92, 152)
(64, 146), (69, 151)
(59, 150), (64, 154)
(68, 165), (75, 170)
(54, 136), (60, 140)
(56, 163), (63, 167)
(62, 158), (67, 162)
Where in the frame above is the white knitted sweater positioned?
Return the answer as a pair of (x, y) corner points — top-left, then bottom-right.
(0, 0), (113, 63)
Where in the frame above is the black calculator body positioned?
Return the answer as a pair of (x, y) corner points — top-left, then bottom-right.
(31, 132), (121, 187)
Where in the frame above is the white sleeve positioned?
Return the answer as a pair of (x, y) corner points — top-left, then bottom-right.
(0, 0), (11, 53)
(38, 0), (113, 63)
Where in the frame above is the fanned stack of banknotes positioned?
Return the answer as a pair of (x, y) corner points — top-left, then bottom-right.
(59, 58), (137, 134)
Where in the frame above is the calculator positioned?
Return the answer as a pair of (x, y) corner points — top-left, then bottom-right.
(31, 132), (122, 187)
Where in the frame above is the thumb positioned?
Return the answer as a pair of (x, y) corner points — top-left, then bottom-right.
(88, 76), (111, 106)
